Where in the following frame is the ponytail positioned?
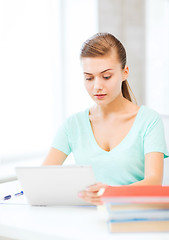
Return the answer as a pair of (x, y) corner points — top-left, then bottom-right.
(122, 80), (137, 104)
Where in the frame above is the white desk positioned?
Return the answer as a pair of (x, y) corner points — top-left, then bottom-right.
(0, 181), (169, 240)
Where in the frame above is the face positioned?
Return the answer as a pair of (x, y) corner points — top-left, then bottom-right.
(81, 52), (129, 106)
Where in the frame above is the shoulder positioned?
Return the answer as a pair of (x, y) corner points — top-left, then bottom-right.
(138, 105), (163, 133)
(66, 108), (88, 122)
(63, 108), (89, 129)
(140, 105), (161, 121)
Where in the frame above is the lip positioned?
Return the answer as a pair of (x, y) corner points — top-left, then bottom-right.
(94, 94), (107, 99)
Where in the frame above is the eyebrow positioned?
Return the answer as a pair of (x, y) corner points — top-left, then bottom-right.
(84, 68), (113, 75)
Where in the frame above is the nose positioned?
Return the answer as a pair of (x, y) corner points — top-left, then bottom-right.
(94, 77), (103, 90)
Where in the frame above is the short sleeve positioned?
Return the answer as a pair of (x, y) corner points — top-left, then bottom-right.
(144, 114), (169, 158)
(51, 122), (72, 156)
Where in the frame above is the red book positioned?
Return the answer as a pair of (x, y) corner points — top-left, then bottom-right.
(101, 185), (169, 203)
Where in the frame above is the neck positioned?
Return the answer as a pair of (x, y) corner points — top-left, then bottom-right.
(94, 94), (130, 118)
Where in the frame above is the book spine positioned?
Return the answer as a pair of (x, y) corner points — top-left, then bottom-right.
(107, 219), (169, 233)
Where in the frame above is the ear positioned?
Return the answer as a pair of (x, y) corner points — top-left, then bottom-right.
(122, 66), (129, 81)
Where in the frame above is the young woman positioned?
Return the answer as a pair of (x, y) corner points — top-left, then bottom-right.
(43, 33), (169, 205)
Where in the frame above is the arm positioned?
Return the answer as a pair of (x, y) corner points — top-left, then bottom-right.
(79, 152), (164, 205)
(42, 147), (68, 165)
(130, 152), (164, 186)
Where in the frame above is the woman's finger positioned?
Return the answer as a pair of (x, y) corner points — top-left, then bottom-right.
(81, 196), (103, 205)
(78, 190), (104, 205)
(78, 182), (107, 205)
(79, 190), (99, 198)
(86, 183), (107, 192)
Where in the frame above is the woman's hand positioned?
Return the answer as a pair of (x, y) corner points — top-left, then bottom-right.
(78, 182), (108, 205)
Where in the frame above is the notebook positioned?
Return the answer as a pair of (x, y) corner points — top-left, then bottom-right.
(15, 165), (96, 206)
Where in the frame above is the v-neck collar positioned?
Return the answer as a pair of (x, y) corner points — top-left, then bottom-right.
(86, 106), (144, 154)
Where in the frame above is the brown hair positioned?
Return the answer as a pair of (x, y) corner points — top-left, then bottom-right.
(80, 32), (137, 104)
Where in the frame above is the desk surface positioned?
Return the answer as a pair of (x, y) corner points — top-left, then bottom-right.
(0, 181), (169, 240)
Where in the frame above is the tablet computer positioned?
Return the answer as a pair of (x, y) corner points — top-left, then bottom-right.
(15, 165), (96, 206)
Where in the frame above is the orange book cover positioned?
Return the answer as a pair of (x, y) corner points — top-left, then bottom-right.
(101, 185), (169, 203)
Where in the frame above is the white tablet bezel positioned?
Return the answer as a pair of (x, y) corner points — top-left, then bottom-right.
(15, 165), (96, 206)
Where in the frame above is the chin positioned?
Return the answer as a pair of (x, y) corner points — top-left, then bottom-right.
(94, 100), (108, 105)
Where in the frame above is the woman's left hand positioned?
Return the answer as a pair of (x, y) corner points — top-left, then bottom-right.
(78, 182), (108, 205)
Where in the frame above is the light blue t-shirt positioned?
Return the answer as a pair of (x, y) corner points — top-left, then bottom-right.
(52, 106), (169, 186)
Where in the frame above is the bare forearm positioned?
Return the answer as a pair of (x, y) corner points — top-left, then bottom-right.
(130, 177), (163, 186)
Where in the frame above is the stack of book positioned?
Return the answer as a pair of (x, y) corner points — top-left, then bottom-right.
(101, 185), (169, 233)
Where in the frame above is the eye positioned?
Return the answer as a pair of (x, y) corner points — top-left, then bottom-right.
(85, 76), (93, 81)
(103, 75), (111, 80)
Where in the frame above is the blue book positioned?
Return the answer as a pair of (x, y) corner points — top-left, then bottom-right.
(107, 218), (169, 233)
